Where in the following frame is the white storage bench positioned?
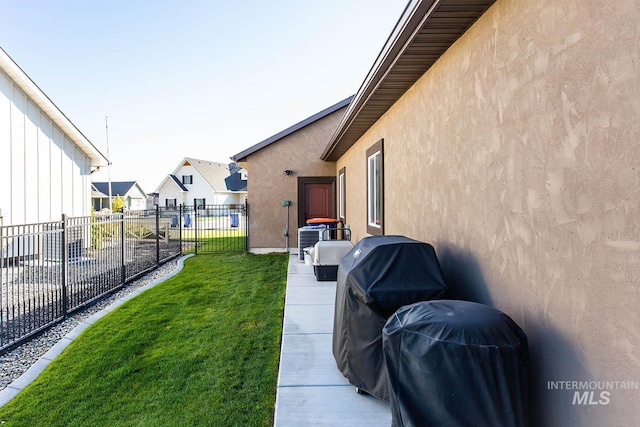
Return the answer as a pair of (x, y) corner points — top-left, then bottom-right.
(312, 239), (354, 281)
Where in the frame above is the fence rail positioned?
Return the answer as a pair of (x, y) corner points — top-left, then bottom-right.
(179, 203), (248, 253)
(0, 208), (180, 352)
(0, 203), (248, 353)
(1, 203), (248, 353)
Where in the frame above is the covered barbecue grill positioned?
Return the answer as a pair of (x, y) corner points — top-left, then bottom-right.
(332, 235), (448, 401)
(383, 300), (529, 426)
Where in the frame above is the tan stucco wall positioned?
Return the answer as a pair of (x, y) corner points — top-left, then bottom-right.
(244, 109), (343, 251)
(337, 1), (639, 425)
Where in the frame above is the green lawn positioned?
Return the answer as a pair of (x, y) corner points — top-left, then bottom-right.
(177, 229), (247, 253)
(179, 228), (246, 240)
(183, 236), (247, 253)
(0, 253), (288, 427)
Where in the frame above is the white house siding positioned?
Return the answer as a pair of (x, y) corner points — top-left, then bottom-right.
(0, 72), (8, 223)
(0, 69), (93, 226)
(179, 164), (215, 206)
(9, 85), (25, 224)
(156, 179), (186, 208)
(216, 192), (245, 206)
(37, 110), (52, 220)
(49, 125), (64, 221)
(124, 184), (148, 211)
(127, 197), (146, 211)
(157, 163), (246, 208)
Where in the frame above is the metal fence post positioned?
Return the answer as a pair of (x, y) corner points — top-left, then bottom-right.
(155, 204), (160, 267)
(179, 204), (184, 254)
(194, 202), (198, 256)
(0, 225), (4, 269)
(120, 213), (126, 285)
(61, 214), (68, 319)
(1, 210), (186, 353)
(244, 200), (249, 253)
(179, 206), (183, 255)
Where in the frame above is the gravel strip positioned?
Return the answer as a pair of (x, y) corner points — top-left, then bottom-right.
(0, 258), (181, 391)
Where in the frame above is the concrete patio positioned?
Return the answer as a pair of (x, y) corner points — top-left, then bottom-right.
(274, 254), (391, 426)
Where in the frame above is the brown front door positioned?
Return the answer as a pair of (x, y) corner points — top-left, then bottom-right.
(298, 177), (335, 227)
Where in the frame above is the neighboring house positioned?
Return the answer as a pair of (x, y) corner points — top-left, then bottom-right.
(91, 181), (147, 212)
(318, 1), (639, 426)
(0, 47), (107, 227)
(155, 158), (247, 209)
(146, 192), (159, 210)
(232, 96), (352, 253)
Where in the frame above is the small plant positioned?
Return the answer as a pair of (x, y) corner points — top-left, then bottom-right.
(112, 195), (125, 213)
(90, 208), (103, 249)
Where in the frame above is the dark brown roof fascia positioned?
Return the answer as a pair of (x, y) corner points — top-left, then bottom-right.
(321, 0), (495, 161)
(231, 96), (354, 163)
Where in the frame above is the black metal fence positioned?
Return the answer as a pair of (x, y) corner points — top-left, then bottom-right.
(0, 203), (248, 353)
(0, 207), (182, 353)
(177, 202), (248, 254)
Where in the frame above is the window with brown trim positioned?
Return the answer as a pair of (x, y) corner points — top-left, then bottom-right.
(366, 139), (384, 235)
(338, 167), (346, 223)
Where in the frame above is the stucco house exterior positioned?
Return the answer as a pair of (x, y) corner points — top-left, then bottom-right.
(232, 96), (352, 253)
(320, 1), (639, 426)
(91, 181), (147, 212)
(0, 47), (107, 227)
(154, 157), (247, 209)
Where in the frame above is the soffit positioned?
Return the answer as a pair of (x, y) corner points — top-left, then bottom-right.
(322, 0), (496, 161)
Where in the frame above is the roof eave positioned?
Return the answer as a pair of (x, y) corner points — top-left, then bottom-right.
(0, 47), (108, 167)
(321, 0), (496, 161)
(231, 95), (354, 162)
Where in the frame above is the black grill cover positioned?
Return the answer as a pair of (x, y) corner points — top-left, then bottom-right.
(332, 235), (448, 401)
(382, 300), (529, 427)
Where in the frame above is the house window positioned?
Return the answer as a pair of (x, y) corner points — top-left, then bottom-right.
(182, 175), (193, 185)
(195, 198), (206, 209)
(366, 139), (384, 235)
(338, 167), (346, 223)
(166, 199), (177, 208)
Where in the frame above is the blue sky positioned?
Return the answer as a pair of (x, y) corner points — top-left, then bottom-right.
(0, 1), (405, 192)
